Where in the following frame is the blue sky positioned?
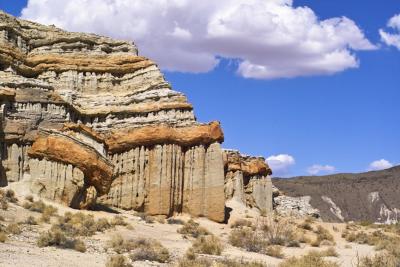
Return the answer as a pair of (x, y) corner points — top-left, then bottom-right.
(1, 0), (399, 177)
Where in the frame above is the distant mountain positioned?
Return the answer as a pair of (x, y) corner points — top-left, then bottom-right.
(272, 166), (400, 223)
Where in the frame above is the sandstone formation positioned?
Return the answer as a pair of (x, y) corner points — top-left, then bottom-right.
(0, 11), (272, 222)
(223, 150), (273, 213)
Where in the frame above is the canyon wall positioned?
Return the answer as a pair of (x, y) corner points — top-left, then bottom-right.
(0, 11), (272, 222)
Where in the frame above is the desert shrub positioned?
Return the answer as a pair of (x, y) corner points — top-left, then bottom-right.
(265, 245), (284, 258)
(37, 228), (86, 252)
(0, 189), (17, 203)
(26, 200), (46, 212)
(25, 195), (34, 202)
(95, 218), (111, 232)
(0, 215), (4, 221)
(40, 205), (58, 223)
(358, 252), (400, 267)
(260, 217), (296, 246)
(25, 216), (38, 225)
(6, 223), (21, 234)
(0, 231), (7, 243)
(1, 200), (8, 210)
(178, 219), (210, 238)
(106, 255), (132, 267)
(308, 247), (338, 258)
(144, 216), (155, 224)
(129, 238), (169, 263)
(177, 257), (266, 267)
(55, 212), (111, 236)
(229, 227), (267, 253)
(192, 235), (223, 255)
(299, 221), (313, 231)
(279, 252), (339, 267)
(315, 226), (334, 242)
(167, 218), (184, 225)
(111, 215), (127, 226)
(231, 219), (253, 229)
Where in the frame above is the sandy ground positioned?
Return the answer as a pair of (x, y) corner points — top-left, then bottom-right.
(0, 195), (377, 267)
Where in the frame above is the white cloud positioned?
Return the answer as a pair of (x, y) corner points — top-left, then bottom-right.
(21, 0), (376, 79)
(380, 14), (400, 50)
(307, 164), (336, 175)
(266, 154), (295, 177)
(368, 159), (393, 171)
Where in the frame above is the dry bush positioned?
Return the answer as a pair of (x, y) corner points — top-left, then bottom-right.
(265, 245), (284, 258)
(56, 212), (112, 236)
(107, 234), (169, 263)
(106, 255), (132, 267)
(167, 218), (184, 225)
(308, 247), (338, 258)
(0, 231), (7, 243)
(279, 252), (339, 267)
(357, 252), (400, 267)
(229, 227), (267, 253)
(231, 219), (253, 229)
(192, 235), (223, 255)
(259, 217), (296, 246)
(129, 238), (169, 263)
(0, 189), (18, 205)
(177, 257), (266, 267)
(111, 215), (127, 226)
(311, 225), (335, 247)
(25, 195), (34, 202)
(178, 219), (210, 238)
(37, 228), (86, 252)
(25, 216), (38, 225)
(95, 218), (111, 232)
(6, 223), (21, 235)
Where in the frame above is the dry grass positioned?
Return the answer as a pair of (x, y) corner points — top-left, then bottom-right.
(6, 223), (21, 235)
(311, 225), (335, 247)
(111, 215), (128, 226)
(0, 189), (18, 210)
(106, 255), (132, 267)
(56, 212), (112, 236)
(107, 234), (169, 262)
(357, 252), (400, 267)
(178, 219), (210, 238)
(129, 238), (169, 263)
(177, 257), (267, 267)
(167, 218), (185, 225)
(265, 245), (284, 258)
(231, 219), (253, 229)
(37, 228), (86, 252)
(229, 227), (267, 253)
(24, 216), (38, 225)
(279, 252), (340, 267)
(192, 235), (223, 255)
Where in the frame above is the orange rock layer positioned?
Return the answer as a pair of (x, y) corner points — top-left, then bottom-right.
(105, 121), (224, 153)
(28, 133), (113, 195)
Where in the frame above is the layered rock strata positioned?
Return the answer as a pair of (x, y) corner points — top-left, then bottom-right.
(223, 149), (273, 213)
(0, 11), (272, 222)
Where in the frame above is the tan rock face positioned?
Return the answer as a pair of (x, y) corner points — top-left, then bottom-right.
(224, 150), (273, 213)
(0, 11), (272, 221)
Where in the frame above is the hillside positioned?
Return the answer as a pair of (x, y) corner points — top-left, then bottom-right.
(273, 166), (400, 223)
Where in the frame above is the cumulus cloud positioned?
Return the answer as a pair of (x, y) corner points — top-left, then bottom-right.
(307, 164), (336, 175)
(380, 14), (400, 50)
(21, 0), (376, 79)
(368, 159), (393, 171)
(266, 154), (295, 177)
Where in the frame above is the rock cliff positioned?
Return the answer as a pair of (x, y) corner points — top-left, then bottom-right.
(0, 11), (272, 222)
(273, 166), (400, 224)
